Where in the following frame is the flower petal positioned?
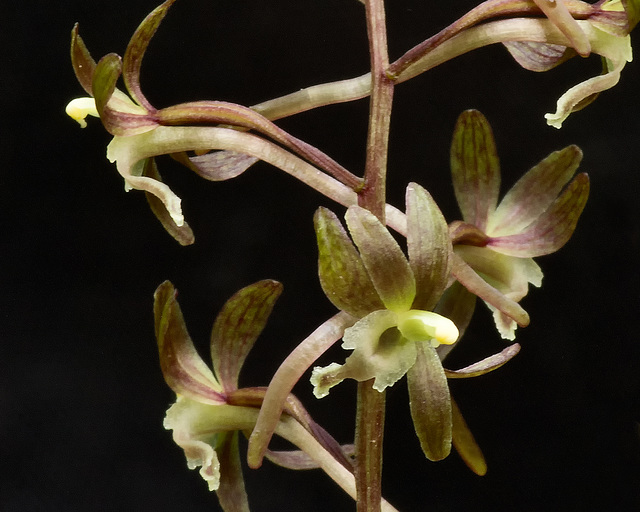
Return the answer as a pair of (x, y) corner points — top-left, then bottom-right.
(216, 431), (251, 512)
(502, 41), (574, 72)
(174, 150), (259, 182)
(451, 399), (486, 476)
(70, 24), (97, 95)
(154, 281), (226, 403)
(211, 280), (283, 392)
(488, 173), (590, 257)
(532, 0), (591, 56)
(142, 158), (195, 246)
(435, 281), (477, 361)
(407, 344), (452, 461)
(345, 206), (416, 312)
(450, 110), (500, 231)
(406, 183), (452, 310)
(488, 145), (583, 237)
(314, 208), (383, 317)
(122, 0), (177, 111)
(445, 343), (521, 378)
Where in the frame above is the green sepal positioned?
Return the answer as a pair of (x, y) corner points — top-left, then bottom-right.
(314, 207), (383, 317)
(407, 344), (452, 461)
(345, 206), (416, 312)
(211, 280), (283, 392)
(406, 182), (452, 311)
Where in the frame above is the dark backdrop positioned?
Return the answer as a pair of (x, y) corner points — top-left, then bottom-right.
(3, 1), (640, 511)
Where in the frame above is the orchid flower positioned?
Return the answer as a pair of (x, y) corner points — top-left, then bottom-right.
(448, 110), (589, 340)
(310, 184), (521, 468)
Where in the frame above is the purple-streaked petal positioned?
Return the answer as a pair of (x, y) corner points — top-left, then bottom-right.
(265, 444), (355, 471)
(502, 41), (574, 72)
(70, 24), (97, 95)
(345, 206), (416, 312)
(178, 151), (260, 181)
(406, 183), (452, 310)
(154, 281), (226, 404)
(488, 173), (590, 257)
(407, 344), (452, 461)
(450, 110), (500, 231)
(532, 0), (591, 56)
(211, 280), (283, 392)
(122, 0), (176, 111)
(142, 158), (195, 246)
(314, 208), (383, 317)
(216, 431), (250, 512)
(445, 343), (521, 378)
(488, 145), (583, 237)
(451, 399), (486, 476)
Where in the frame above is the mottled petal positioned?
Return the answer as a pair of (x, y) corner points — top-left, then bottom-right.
(211, 280), (283, 392)
(345, 206), (416, 312)
(164, 397), (222, 491)
(122, 0), (176, 110)
(314, 208), (383, 317)
(488, 145), (583, 237)
(311, 310), (416, 396)
(445, 343), (521, 378)
(489, 173), (589, 257)
(406, 183), (452, 310)
(503, 41), (574, 72)
(178, 151), (260, 181)
(154, 281), (226, 403)
(451, 399), (486, 476)
(216, 431), (250, 512)
(407, 344), (452, 461)
(142, 158), (195, 246)
(450, 110), (500, 231)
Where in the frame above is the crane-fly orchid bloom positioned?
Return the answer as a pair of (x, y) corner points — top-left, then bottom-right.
(310, 184), (521, 468)
(448, 110), (589, 340)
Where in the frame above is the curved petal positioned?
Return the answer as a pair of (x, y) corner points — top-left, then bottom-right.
(211, 280), (283, 392)
(406, 183), (452, 310)
(345, 206), (416, 312)
(488, 145), (583, 237)
(216, 431), (250, 512)
(122, 0), (177, 110)
(154, 281), (226, 404)
(503, 41), (574, 72)
(435, 281), (477, 361)
(314, 208), (383, 317)
(445, 343), (521, 378)
(407, 344), (452, 462)
(488, 173), (590, 257)
(450, 110), (500, 231)
(70, 24), (97, 95)
(451, 399), (486, 476)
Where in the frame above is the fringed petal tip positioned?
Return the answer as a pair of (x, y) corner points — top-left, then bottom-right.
(310, 362), (344, 399)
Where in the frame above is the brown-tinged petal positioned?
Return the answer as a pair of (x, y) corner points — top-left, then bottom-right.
(451, 251), (530, 328)
(345, 206), (416, 312)
(173, 151), (259, 182)
(406, 183), (452, 311)
(210, 280), (283, 392)
(451, 398), (486, 476)
(314, 208), (383, 317)
(488, 173), (589, 257)
(154, 281), (226, 403)
(445, 343), (521, 378)
(435, 281), (477, 361)
(70, 24), (97, 95)
(216, 431), (250, 512)
(407, 344), (452, 461)
(265, 443), (354, 471)
(502, 41), (574, 72)
(488, 145), (583, 237)
(143, 158), (195, 246)
(92, 54), (157, 136)
(451, 110), (500, 232)
(122, 0), (177, 111)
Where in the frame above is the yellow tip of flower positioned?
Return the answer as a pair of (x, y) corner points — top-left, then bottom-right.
(65, 97), (99, 128)
(397, 310), (459, 346)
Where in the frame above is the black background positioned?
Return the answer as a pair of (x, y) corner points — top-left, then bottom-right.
(3, 1), (640, 510)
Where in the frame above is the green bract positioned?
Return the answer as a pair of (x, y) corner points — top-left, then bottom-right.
(449, 109), (589, 339)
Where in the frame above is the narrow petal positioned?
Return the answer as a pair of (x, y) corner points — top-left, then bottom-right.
(450, 110), (500, 231)
(445, 343), (521, 378)
(216, 431), (251, 512)
(70, 24), (97, 95)
(211, 280), (283, 392)
(488, 145), (583, 237)
(488, 173), (590, 257)
(435, 281), (477, 361)
(154, 281), (226, 403)
(314, 208), (383, 317)
(142, 158), (195, 246)
(407, 344), (452, 461)
(345, 206), (416, 312)
(451, 399), (487, 476)
(406, 183), (452, 310)
(122, 0), (177, 111)
(265, 443), (354, 471)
